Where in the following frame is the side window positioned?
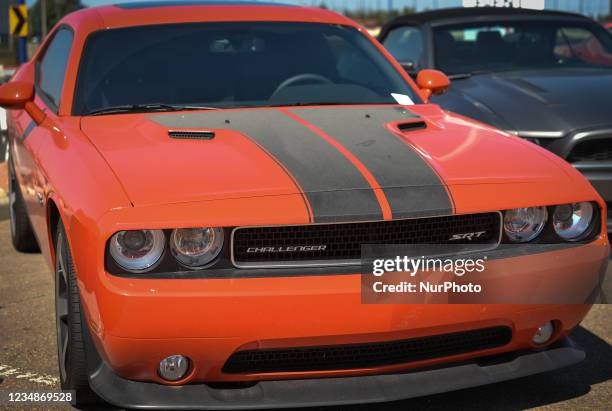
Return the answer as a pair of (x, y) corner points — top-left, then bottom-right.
(37, 28), (73, 110)
(382, 26), (423, 67)
(555, 27), (612, 66)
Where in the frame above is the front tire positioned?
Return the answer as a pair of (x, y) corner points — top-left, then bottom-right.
(54, 222), (99, 406)
(8, 154), (39, 252)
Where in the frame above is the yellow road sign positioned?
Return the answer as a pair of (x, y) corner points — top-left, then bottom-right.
(9, 5), (28, 37)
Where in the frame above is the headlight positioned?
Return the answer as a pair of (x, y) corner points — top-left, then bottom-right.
(170, 227), (224, 269)
(503, 207), (548, 242)
(553, 202), (594, 241)
(109, 230), (165, 272)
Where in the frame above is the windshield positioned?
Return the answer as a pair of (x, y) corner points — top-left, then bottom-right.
(433, 21), (612, 76)
(73, 22), (420, 115)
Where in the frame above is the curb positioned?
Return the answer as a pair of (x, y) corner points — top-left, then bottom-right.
(0, 188), (8, 221)
(0, 188), (7, 205)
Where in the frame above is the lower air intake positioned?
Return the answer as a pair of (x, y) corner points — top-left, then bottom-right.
(223, 326), (512, 374)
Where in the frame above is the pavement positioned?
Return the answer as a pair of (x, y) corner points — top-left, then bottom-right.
(0, 214), (610, 410)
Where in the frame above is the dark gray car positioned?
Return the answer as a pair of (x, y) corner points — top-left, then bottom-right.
(380, 8), (612, 229)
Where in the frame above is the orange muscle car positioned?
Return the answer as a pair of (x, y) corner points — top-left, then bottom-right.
(0, 2), (608, 409)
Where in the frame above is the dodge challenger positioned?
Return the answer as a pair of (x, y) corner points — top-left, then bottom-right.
(380, 7), (612, 230)
(1, 2), (609, 409)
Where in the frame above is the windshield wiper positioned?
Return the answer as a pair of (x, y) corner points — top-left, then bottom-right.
(448, 70), (495, 80)
(87, 103), (219, 116)
(268, 101), (377, 107)
(448, 73), (473, 80)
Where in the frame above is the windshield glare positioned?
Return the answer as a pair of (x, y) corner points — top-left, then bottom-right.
(433, 21), (612, 75)
(73, 22), (419, 115)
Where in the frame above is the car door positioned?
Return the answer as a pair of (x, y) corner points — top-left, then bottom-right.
(10, 27), (74, 252)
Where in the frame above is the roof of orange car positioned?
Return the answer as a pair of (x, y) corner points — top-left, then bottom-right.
(61, 1), (355, 32)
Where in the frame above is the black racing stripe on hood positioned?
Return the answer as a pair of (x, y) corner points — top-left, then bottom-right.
(289, 106), (454, 219)
(150, 110), (383, 223)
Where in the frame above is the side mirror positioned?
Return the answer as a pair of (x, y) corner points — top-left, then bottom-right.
(0, 81), (46, 125)
(0, 81), (34, 108)
(416, 69), (450, 102)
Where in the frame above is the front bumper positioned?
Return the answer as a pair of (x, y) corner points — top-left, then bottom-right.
(87, 336), (585, 410)
(79, 240), (608, 385)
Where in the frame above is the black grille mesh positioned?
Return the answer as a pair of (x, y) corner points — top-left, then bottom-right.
(232, 213), (500, 265)
(569, 139), (612, 162)
(223, 326), (512, 374)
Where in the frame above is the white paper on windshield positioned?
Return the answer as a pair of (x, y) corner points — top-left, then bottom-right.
(391, 93), (415, 106)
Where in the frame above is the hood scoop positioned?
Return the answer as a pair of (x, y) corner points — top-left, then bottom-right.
(168, 130), (215, 140)
(396, 120), (427, 132)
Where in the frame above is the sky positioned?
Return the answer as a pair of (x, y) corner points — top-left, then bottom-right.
(23, 0), (612, 19)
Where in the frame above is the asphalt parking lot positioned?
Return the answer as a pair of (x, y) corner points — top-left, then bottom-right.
(0, 212), (610, 410)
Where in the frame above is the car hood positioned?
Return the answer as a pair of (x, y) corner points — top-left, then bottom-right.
(80, 105), (575, 221)
(434, 68), (612, 136)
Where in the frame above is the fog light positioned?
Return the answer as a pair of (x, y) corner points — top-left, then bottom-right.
(158, 355), (189, 381)
(532, 321), (554, 345)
